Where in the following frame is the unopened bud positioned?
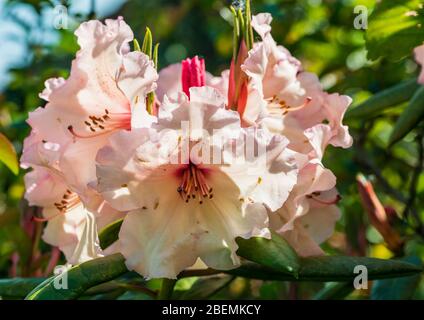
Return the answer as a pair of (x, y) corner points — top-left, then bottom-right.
(181, 56), (206, 98)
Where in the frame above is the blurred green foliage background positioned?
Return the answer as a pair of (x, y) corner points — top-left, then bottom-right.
(0, 0), (423, 300)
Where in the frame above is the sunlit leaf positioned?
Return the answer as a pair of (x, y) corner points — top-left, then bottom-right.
(99, 218), (123, 250)
(371, 256), (422, 300)
(313, 282), (355, 300)
(298, 256), (422, 281)
(26, 253), (128, 300)
(346, 79), (419, 119)
(0, 278), (45, 299)
(226, 256), (422, 282)
(0, 132), (19, 175)
(179, 275), (234, 300)
(366, 0), (424, 61)
(388, 86), (424, 146)
(236, 232), (300, 276)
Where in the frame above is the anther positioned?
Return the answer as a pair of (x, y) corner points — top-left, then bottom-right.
(178, 164), (214, 204)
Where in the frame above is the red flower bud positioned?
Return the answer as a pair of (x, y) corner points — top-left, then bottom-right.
(181, 56), (205, 98)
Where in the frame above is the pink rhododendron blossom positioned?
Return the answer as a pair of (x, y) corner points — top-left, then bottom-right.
(242, 13), (352, 152)
(414, 44), (424, 84)
(20, 10), (353, 275)
(28, 17), (158, 193)
(95, 86), (298, 278)
(269, 126), (341, 256)
(21, 128), (124, 264)
(20, 17), (151, 264)
(239, 13), (352, 256)
(24, 166), (103, 264)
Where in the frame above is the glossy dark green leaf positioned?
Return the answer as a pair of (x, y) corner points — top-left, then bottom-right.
(81, 273), (154, 300)
(88, 289), (127, 300)
(366, 0), (424, 61)
(298, 256), (422, 281)
(389, 86), (424, 146)
(0, 278), (45, 298)
(346, 79), (419, 119)
(26, 253), (128, 300)
(117, 290), (153, 300)
(371, 256), (422, 300)
(179, 275), (234, 300)
(225, 262), (294, 280)
(226, 255), (422, 282)
(0, 132), (19, 175)
(99, 218), (123, 250)
(371, 274), (421, 300)
(236, 231), (300, 276)
(313, 282), (354, 300)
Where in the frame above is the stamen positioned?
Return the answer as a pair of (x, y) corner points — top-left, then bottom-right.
(32, 211), (64, 222)
(68, 109), (131, 138)
(32, 191), (81, 222)
(267, 96), (312, 116)
(177, 163), (213, 204)
(307, 193), (341, 205)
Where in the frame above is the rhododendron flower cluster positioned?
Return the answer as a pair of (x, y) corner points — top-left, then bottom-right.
(21, 12), (352, 279)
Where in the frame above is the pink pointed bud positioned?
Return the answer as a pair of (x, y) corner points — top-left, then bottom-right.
(228, 40), (248, 114)
(181, 56), (205, 98)
(356, 174), (403, 253)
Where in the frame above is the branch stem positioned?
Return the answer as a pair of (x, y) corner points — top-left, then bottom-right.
(157, 278), (177, 300)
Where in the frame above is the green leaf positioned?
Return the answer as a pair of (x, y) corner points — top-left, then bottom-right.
(89, 289), (127, 300)
(81, 273), (154, 300)
(313, 282), (355, 300)
(0, 278), (45, 298)
(236, 9), (245, 48)
(236, 231), (300, 276)
(133, 39), (141, 52)
(371, 256), (422, 300)
(117, 290), (153, 300)
(245, 0), (254, 50)
(225, 262), (295, 280)
(157, 278), (177, 300)
(146, 91), (155, 115)
(179, 275), (234, 300)
(142, 27), (153, 58)
(365, 0), (424, 61)
(0, 132), (19, 175)
(26, 253), (128, 300)
(389, 85), (424, 146)
(298, 256), (422, 281)
(153, 43), (159, 69)
(226, 256), (422, 282)
(230, 5), (240, 60)
(99, 218), (123, 250)
(99, 226), (421, 284)
(346, 79), (419, 119)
